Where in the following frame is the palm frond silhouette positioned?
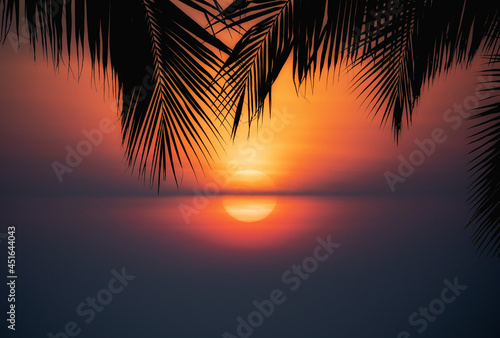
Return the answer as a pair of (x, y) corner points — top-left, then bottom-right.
(1, 0), (231, 189)
(1, 0), (500, 255)
(467, 55), (500, 257)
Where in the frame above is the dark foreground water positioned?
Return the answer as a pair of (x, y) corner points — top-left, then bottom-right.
(1, 194), (499, 338)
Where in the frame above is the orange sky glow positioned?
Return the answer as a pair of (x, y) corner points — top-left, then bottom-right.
(0, 33), (478, 198)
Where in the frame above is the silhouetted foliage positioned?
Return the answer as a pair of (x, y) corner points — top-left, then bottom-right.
(467, 55), (500, 257)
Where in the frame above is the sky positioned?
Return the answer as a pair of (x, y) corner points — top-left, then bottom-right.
(0, 38), (481, 199)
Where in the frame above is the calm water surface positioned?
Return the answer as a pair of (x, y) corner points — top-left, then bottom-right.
(1, 195), (499, 337)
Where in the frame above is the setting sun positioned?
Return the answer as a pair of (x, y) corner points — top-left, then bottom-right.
(222, 170), (277, 222)
(222, 196), (277, 222)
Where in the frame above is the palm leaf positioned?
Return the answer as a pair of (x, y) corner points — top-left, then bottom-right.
(350, 0), (500, 140)
(128, 0), (232, 188)
(215, 0), (373, 136)
(215, 0), (293, 137)
(215, 0), (408, 136)
(467, 56), (500, 257)
(0, 0), (232, 188)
